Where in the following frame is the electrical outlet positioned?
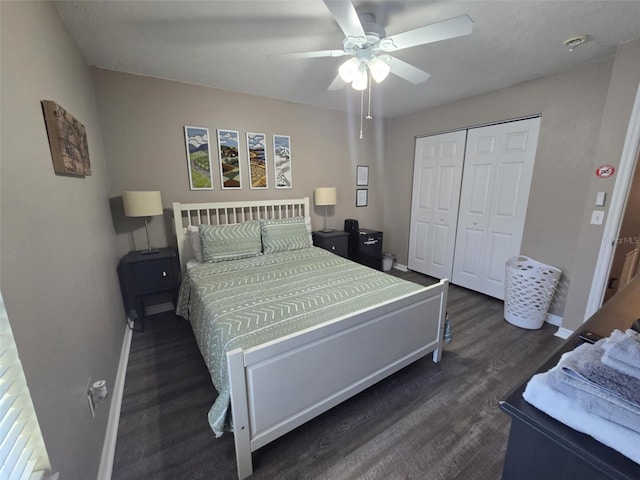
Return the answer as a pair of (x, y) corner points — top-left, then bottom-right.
(86, 377), (96, 418)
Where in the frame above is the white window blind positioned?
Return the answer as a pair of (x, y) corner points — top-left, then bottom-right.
(0, 291), (51, 480)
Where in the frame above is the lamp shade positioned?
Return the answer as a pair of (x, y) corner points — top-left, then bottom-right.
(123, 191), (163, 217)
(314, 187), (337, 206)
(338, 57), (360, 83)
(368, 55), (391, 83)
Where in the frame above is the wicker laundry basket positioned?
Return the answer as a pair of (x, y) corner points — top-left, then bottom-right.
(504, 256), (561, 330)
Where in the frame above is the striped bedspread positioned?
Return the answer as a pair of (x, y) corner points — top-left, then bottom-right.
(176, 247), (425, 436)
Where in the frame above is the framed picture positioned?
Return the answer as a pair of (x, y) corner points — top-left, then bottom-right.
(273, 134), (292, 189)
(217, 129), (242, 189)
(184, 126), (214, 190)
(356, 165), (369, 186)
(246, 132), (268, 189)
(356, 188), (368, 207)
(42, 100), (91, 177)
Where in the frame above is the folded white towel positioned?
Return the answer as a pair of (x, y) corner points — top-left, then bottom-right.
(602, 329), (640, 380)
(523, 368), (640, 464)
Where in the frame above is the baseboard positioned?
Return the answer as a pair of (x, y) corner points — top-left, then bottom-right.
(554, 327), (574, 339)
(97, 321), (133, 480)
(393, 263), (408, 272)
(545, 313), (563, 327)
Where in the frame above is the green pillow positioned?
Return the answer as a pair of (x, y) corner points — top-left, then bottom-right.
(199, 221), (262, 262)
(261, 217), (312, 254)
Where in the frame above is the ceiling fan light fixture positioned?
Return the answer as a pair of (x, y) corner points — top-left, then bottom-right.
(351, 67), (368, 90)
(368, 56), (391, 83)
(338, 57), (360, 83)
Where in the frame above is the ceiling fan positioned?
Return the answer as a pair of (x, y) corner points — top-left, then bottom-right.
(273, 0), (474, 91)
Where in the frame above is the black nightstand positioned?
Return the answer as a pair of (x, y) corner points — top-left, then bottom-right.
(117, 247), (181, 331)
(312, 230), (349, 258)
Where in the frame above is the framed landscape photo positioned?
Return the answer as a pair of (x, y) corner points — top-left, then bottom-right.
(184, 126), (214, 190)
(273, 134), (292, 189)
(217, 129), (242, 189)
(246, 132), (268, 189)
(356, 165), (369, 186)
(356, 188), (368, 207)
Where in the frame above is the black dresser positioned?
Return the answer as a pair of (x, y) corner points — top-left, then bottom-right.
(500, 277), (640, 479)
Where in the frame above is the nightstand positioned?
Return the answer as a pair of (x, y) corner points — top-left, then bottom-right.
(117, 247), (181, 331)
(312, 230), (349, 258)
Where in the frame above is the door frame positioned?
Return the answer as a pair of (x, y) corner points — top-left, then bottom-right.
(586, 82), (640, 319)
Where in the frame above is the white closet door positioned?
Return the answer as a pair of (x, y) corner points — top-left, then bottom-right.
(451, 117), (540, 299)
(408, 130), (466, 279)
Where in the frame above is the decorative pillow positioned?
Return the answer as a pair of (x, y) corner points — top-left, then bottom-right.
(261, 216), (312, 254)
(199, 221), (262, 262)
(187, 225), (203, 263)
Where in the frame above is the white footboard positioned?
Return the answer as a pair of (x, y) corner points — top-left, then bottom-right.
(227, 279), (448, 479)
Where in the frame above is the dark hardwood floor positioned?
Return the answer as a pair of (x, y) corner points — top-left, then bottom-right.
(112, 270), (563, 480)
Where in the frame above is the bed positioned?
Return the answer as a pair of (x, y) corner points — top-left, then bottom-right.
(172, 198), (449, 479)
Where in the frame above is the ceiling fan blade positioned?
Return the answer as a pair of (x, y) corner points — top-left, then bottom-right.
(328, 74), (346, 91)
(381, 14), (474, 52)
(388, 56), (430, 84)
(270, 49), (347, 60)
(322, 0), (366, 45)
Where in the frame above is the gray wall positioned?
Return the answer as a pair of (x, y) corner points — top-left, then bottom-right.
(91, 69), (386, 256)
(384, 59), (613, 320)
(562, 38), (640, 330)
(0, 2), (124, 478)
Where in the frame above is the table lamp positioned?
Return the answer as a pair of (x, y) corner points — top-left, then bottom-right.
(314, 187), (337, 232)
(123, 191), (163, 254)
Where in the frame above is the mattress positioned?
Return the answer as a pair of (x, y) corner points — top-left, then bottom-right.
(176, 246), (426, 436)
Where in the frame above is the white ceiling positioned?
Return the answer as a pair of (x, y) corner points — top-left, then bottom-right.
(54, 0), (640, 119)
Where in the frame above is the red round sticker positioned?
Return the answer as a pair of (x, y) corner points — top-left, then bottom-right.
(596, 164), (615, 178)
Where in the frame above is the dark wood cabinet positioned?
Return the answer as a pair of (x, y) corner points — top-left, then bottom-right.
(500, 277), (640, 479)
(312, 231), (349, 258)
(117, 247), (181, 331)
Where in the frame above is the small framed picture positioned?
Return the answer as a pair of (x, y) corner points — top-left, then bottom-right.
(356, 165), (369, 186)
(273, 134), (292, 189)
(217, 129), (242, 189)
(356, 189), (368, 207)
(184, 125), (214, 190)
(246, 132), (268, 189)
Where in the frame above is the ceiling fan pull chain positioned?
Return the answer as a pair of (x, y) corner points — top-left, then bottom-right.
(359, 87), (364, 139)
(366, 71), (373, 120)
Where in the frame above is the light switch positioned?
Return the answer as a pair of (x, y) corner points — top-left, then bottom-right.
(591, 210), (605, 225)
(596, 192), (606, 206)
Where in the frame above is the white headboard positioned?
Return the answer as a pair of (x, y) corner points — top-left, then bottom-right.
(172, 197), (310, 274)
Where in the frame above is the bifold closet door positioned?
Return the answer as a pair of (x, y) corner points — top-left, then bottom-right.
(408, 130), (466, 279)
(451, 117), (541, 299)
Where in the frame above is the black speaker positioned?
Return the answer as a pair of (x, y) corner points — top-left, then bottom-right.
(344, 219), (359, 234)
(344, 219), (359, 260)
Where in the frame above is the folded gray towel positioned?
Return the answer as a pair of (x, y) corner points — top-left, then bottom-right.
(561, 340), (640, 407)
(548, 367), (640, 434)
(548, 347), (640, 433)
(602, 329), (640, 380)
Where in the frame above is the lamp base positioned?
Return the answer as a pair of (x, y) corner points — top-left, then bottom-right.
(141, 217), (159, 255)
(319, 228), (334, 233)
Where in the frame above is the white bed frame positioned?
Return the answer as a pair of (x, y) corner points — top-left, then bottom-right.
(173, 198), (449, 479)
